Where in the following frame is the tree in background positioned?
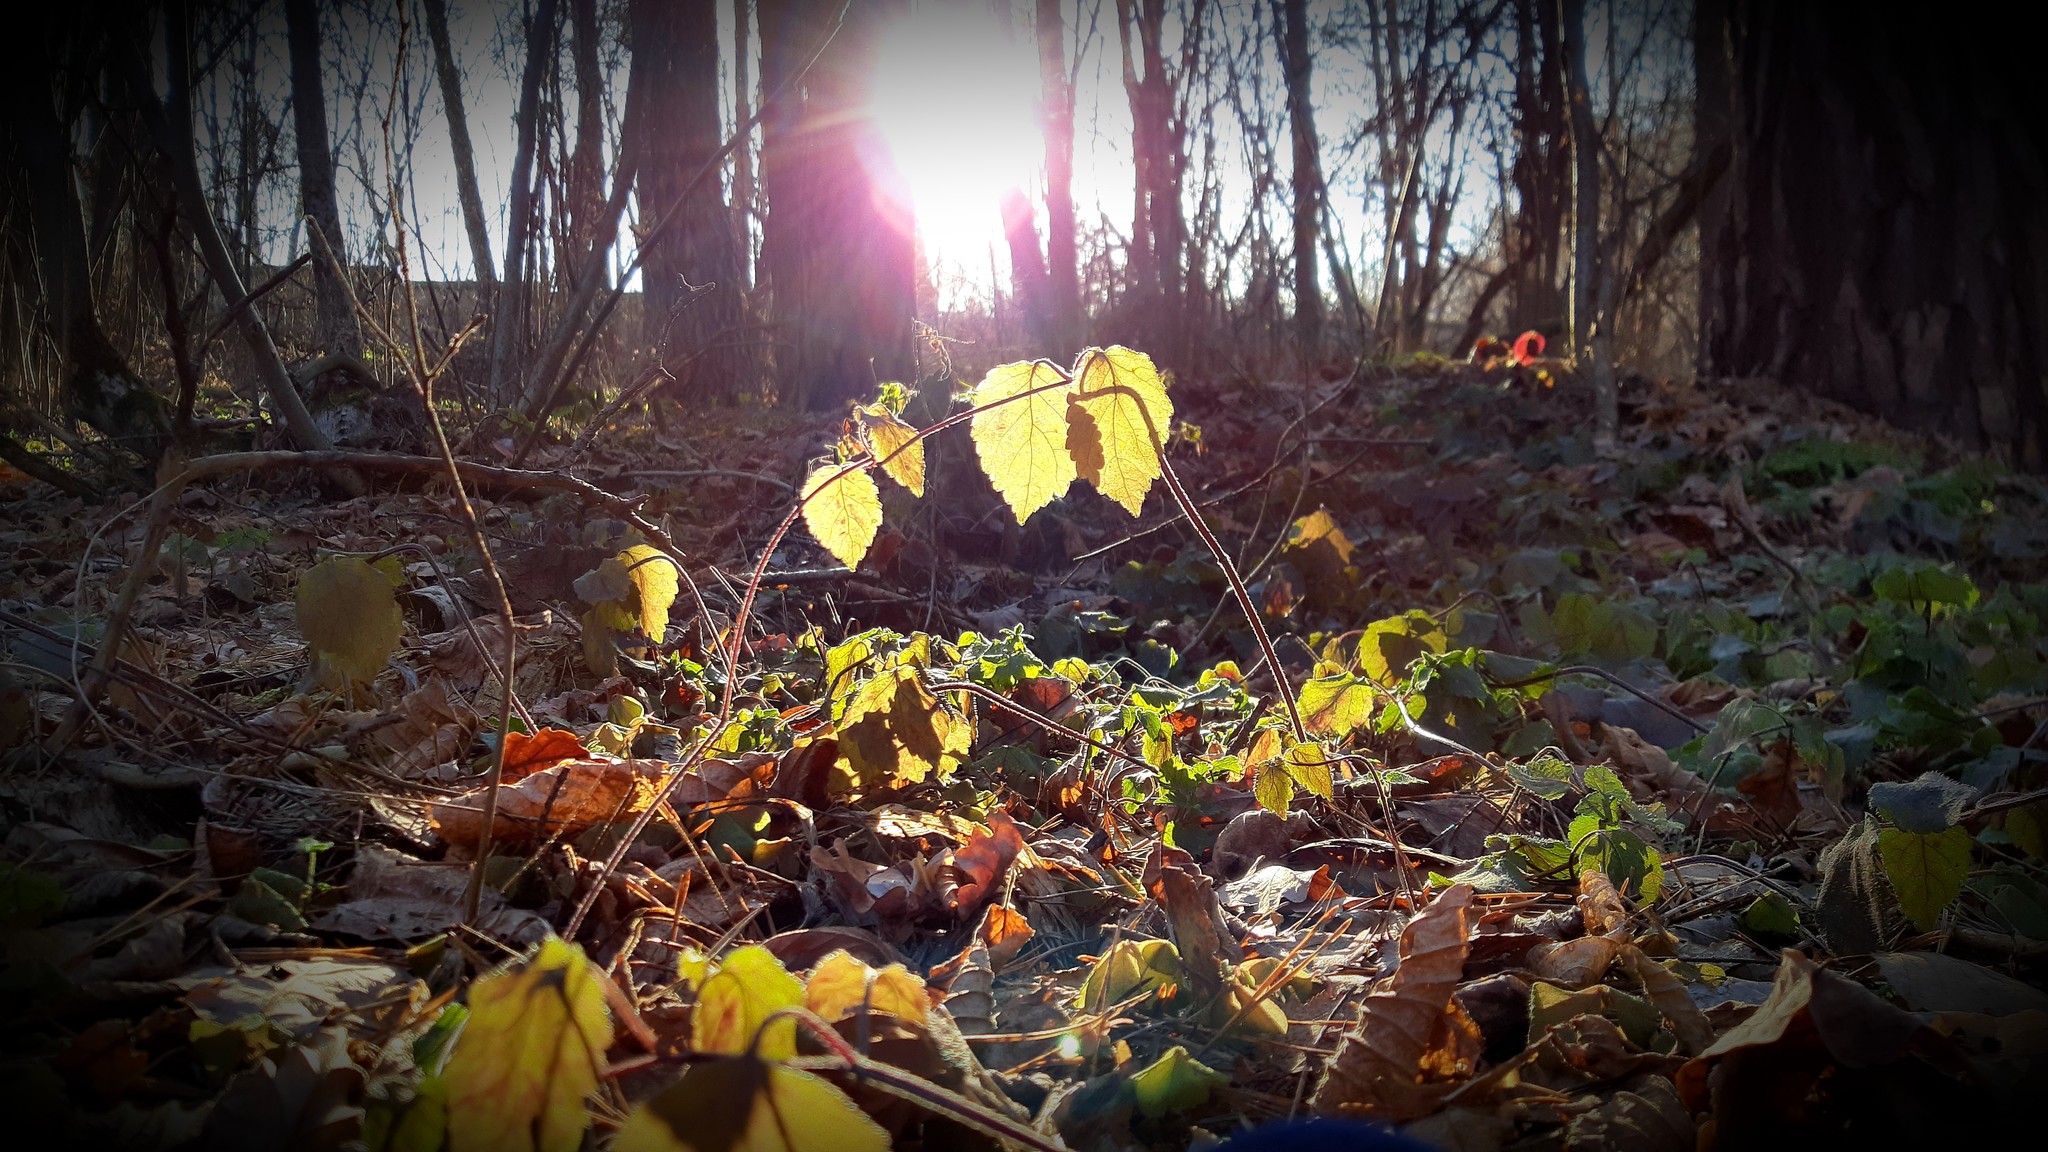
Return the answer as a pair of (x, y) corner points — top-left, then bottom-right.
(1274, 0), (1321, 363)
(758, 0), (915, 411)
(630, 0), (745, 400)
(1695, 0), (2048, 467)
(283, 0), (363, 359)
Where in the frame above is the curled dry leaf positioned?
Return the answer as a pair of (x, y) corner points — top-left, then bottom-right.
(430, 758), (667, 850)
(1310, 883), (1479, 1120)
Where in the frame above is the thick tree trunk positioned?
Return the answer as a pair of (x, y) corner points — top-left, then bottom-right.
(487, 0), (561, 407)
(758, 0), (915, 411)
(562, 0), (607, 291)
(422, 0), (496, 287)
(283, 0), (363, 359)
(1274, 0), (1321, 362)
(1508, 0), (1568, 334)
(1036, 0), (1080, 354)
(1114, 0), (1188, 363)
(1696, 2), (2048, 468)
(630, 0), (743, 399)
(5, 36), (166, 462)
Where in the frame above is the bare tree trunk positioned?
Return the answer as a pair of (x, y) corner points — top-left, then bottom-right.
(1036, 0), (1080, 354)
(5, 32), (166, 462)
(422, 0), (496, 287)
(487, 0), (562, 407)
(1509, 0), (1568, 333)
(630, 0), (743, 399)
(284, 0), (363, 359)
(1274, 0), (1321, 363)
(135, 3), (333, 457)
(562, 0), (607, 290)
(758, 0), (914, 411)
(1696, 2), (2048, 469)
(731, 0), (755, 292)
(1560, 0), (1612, 446)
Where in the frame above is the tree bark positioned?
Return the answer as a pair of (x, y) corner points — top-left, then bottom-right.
(562, 0), (607, 290)
(1508, 0), (1568, 333)
(283, 0), (363, 359)
(1035, 0), (1080, 354)
(487, 0), (562, 407)
(1696, 2), (2048, 469)
(758, 0), (914, 411)
(731, 0), (755, 292)
(1560, 0), (1612, 446)
(421, 0), (496, 286)
(630, 0), (743, 399)
(1274, 0), (1321, 362)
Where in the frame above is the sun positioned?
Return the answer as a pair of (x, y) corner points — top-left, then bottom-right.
(868, 8), (1044, 269)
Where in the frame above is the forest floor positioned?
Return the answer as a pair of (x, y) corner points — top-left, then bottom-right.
(4, 357), (2047, 1150)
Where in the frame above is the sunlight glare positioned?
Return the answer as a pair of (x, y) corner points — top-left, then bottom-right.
(869, 8), (1044, 267)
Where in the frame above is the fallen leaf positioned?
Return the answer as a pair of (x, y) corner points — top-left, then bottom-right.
(614, 1055), (888, 1152)
(443, 939), (611, 1152)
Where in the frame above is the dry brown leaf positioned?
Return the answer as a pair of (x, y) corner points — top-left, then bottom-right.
(1562, 1075), (1695, 1151)
(1528, 935), (1621, 989)
(1311, 883), (1479, 1120)
(1142, 843), (1231, 1000)
(430, 758), (667, 850)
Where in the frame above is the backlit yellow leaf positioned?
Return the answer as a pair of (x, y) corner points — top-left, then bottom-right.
(832, 666), (971, 791)
(805, 950), (930, 1024)
(969, 360), (1076, 524)
(860, 407), (925, 497)
(615, 1056), (888, 1152)
(1284, 741), (1337, 800)
(800, 464), (883, 571)
(693, 945), (804, 1060)
(618, 545), (681, 644)
(443, 938), (611, 1152)
(296, 555), (404, 686)
(1067, 346), (1173, 516)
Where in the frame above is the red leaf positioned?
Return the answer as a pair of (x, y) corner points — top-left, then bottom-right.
(499, 727), (589, 783)
(1512, 330), (1547, 365)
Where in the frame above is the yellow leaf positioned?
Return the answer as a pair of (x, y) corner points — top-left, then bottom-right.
(1129, 1045), (1227, 1118)
(443, 938), (611, 1152)
(969, 360), (1076, 524)
(693, 945), (805, 1061)
(832, 666), (971, 791)
(860, 407), (925, 497)
(1253, 756), (1294, 816)
(296, 556), (404, 686)
(618, 545), (681, 644)
(800, 464), (883, 571)
(1284, 741), (1336, 800)
(615, 1056), (889, 1152)
(1295, 667), (1374, 738)
(804, 950), (930, 1024)
(1067, 346), (1173, 516)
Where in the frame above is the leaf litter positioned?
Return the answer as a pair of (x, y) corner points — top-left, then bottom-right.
(3, 360), (2047, 1148)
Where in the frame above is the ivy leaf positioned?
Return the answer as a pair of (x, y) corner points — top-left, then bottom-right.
(1868, 773), (1978, 834)
(443, 938), (611, 1152)
(615, 1056), (889, 1152)
(1129, 1045), (1227, 1118)
(859, 407), (925, 497)
(832, 667), (971, 791)
(969, 360), (1075, 524)
(693, 945), (805, 1061)
(1877, 825), (1972, 930)
(1067, 346), (1174, 516)
(296, 555), (404, 687)
(800, 465), (883, 571)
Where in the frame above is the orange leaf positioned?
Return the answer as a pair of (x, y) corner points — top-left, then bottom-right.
(499, 727), (590, 783)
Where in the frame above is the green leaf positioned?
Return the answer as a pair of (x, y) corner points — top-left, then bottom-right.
(1873, 563), (1979, 610)
(800, 464), (883, 571)
(1737, 893), (1800, 939)
(969, 360), (1076, 524)
(1507, 756), (1574, 801)
(1283, 741), (1336, 801)
(1877, 825), (1972, 930)
(1568, 816), (1664, 902)
(1868, 773), (1978, 834)
(2008, 804), (2047, 859)
(1067, 346), (1174, 516)
(1129, 1045), (1227, 1118)
(296, 555), (404, 686)
(444, 939), (611, 1152)
(1356, 611), (1448, 685)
